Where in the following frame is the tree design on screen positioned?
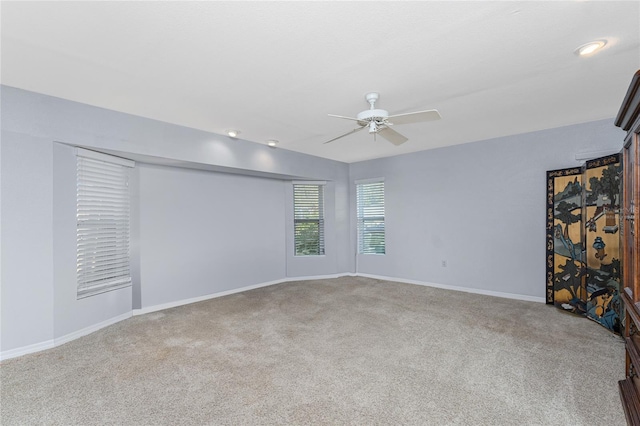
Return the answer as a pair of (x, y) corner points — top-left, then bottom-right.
(548, 170), (585, 315)
(584, 158), (622, 333)
(546, 154), (622, 334)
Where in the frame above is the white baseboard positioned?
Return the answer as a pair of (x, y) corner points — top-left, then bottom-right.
(0, 311), (132, 362)
(133, 273), (355, 316)
(0, 339), (55, 362)
(133, 280), (283, 316)
(133, 272), (542, 318)
(355, 273), (546, 303)
(285, 272), (358, 281)
(54, 311), (132, 347)
(2, 272), (542, 361)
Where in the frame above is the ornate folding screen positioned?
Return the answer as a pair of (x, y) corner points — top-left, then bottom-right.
(546, 166), (583, 312)
(546, 154), (623, 333)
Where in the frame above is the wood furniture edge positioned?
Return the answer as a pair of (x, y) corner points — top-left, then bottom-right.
(616, 70), (640, 130)
(619, 378), (640, 426)
(622, 288), (640, 425)
(623, 290), (640, 328)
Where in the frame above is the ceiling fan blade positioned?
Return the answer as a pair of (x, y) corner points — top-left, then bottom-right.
(377, 126), (408, 146)
(323, 125), (366, 144)
(387, 109), (441, 125)
(328, 113), (360, 122)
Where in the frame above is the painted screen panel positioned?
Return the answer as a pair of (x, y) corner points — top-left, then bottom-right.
(546, 153), (622, 334)
(547, 167), (585, 312)
(584, 154), (622, 333)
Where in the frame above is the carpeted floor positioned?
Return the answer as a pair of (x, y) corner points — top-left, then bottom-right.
(0, 277), (627, 425)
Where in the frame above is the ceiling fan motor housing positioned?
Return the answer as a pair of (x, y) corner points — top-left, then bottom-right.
(358, 92), (389, 131)
(357, 109), (389, 131)
(325, 91), (440, 144)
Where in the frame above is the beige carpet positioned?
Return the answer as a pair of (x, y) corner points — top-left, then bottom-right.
(0, 277), (626, 425)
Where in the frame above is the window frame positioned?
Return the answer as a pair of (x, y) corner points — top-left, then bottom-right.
(293, 182), (326, 257)
(76, 148), (134, 299)
(356, 178), (385, 255)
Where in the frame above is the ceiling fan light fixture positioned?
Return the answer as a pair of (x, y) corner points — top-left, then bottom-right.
(575, 40), (607, 56)
(267, 139), (278, 148)
(325, 91), (441, 146)
(226, 129), (240, 138)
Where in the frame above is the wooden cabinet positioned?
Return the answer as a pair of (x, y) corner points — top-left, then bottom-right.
(615, 69), (640, 425)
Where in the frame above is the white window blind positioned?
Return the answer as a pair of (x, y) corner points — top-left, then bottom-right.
(76, 150), (133, 299)
(356, 180), (385, 254)
(293, 184), (325, 256)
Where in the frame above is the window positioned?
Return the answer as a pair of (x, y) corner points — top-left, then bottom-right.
(293, 183), (325, 256)
(356, 179), (385, 254)
(76, 149), (134, 298)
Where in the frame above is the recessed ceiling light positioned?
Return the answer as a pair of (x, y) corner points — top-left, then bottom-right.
(267, 140), (278, 147)
(227, 130), (240, 138)
(575, 40), (607, 57)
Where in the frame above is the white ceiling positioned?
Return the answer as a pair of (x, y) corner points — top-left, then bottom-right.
(2, 1), (639, 163)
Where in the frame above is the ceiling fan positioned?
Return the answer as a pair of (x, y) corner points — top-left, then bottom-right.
(324, 92), (441, 145)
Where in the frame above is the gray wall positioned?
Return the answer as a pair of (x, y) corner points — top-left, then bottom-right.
(1, 131), (55, 351)
(350, 119), (625, 299)
(1, 86), (351, 355)
(0, 86), (349, 180)
(0, 84), (626, 357)
(138, 164), (287, 309)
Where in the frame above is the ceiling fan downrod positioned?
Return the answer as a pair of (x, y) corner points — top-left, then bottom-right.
(366, 92), (379, 109)
(324, 91), (441, 145)
(358, 92), (389, 132)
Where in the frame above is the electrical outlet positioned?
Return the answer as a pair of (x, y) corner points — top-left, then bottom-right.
(441, 260), (447, 267)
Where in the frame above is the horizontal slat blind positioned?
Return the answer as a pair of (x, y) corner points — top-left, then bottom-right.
(294, 184), (325, 256)
(77, 155), (132, 298)
(356, 181), (385, 254)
